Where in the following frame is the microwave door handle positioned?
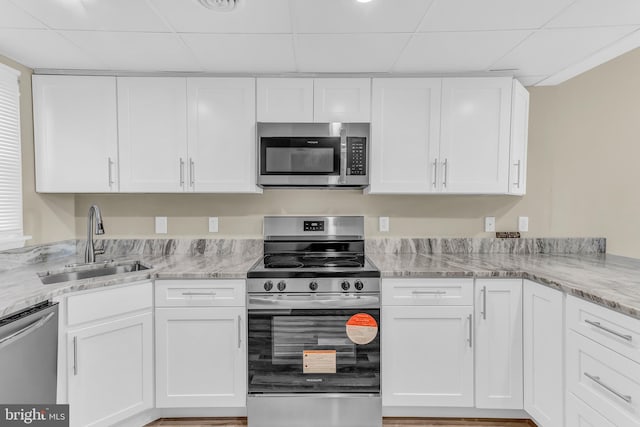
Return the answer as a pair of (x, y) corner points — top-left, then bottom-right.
(339, 127), (347, 184)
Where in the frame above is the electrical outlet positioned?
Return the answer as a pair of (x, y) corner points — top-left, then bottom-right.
(155, 216), (167, 234)
(484, 217), (496, 232)
(518, 216), (529, 232)
(379, 217), (389, 232)
(208, 217), (219, 233)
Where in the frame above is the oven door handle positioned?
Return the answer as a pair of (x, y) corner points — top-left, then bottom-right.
(248, 295), (380, 310)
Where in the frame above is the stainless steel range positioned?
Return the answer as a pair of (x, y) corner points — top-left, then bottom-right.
(246, 216), (381, 427)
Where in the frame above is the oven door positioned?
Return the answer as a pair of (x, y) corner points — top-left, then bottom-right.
(247, 293), (380, 395)
(258, 137), (341, 186)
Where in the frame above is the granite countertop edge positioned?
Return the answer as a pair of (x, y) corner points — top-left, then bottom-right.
(2, 252), (640, 321)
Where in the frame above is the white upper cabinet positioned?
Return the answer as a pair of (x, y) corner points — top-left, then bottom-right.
(117, 77), (188, 192)
(440, 77), (512, 194)
(257, 78), (371, 123)
(257, 78), (314, 122)
(369, 78), (441, 194)
(313, 78), (371, 122)
(187, 78), (258, 193)
(509, 79), (529, 195)
(369, 76), (526, 195)
(33, 75), (118, 192)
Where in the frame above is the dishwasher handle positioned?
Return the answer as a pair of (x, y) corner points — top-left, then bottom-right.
(0, 311), (56, 351)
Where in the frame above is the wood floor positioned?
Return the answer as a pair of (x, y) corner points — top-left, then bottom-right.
(145, 417), (536, 427)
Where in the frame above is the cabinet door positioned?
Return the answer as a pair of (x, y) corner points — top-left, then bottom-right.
(67, 312), (153, 427)
(314, 78), (371, 122)
(155, 307), (246, 408)
(440, 77), (512, 194)
(33, 75), (118, 192)
(509, 79), (529, 195)
(523, 280), (564, 427)
(257, 78), (313, 122)
(187, 78), (258, 193)
(117, 77), (188, 192)
(566, 392), (616, 427)
(369, 78), (441, 194)
(475, 279), (523, 409)
(382, 305), (474, 407)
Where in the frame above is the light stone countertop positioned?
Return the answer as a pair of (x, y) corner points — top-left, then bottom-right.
(2, 248), (640, 321)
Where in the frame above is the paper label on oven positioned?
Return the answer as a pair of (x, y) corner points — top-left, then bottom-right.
(346, 313), (378, 345)
(303, 350), (337, 374)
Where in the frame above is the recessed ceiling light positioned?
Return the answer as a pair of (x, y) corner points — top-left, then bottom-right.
(197, 0), (239, 12)
(356, 0), (374, 3)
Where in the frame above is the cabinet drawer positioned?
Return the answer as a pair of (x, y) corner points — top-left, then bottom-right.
(566, 392), (616, 427)
(382, 278), (473, 306)
(567, 330), (640, 427)
(567, 296), (640, 363)
(66, 281), (152, 326)
(155, 280), (245, 307)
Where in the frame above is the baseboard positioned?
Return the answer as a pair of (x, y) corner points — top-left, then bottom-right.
(382, 407), (530, 419)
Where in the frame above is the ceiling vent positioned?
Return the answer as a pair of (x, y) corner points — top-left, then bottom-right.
(197, 0), (239, 12)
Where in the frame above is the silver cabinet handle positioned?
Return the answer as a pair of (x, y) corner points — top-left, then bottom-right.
(412, 290), (447, 295)
(584, 319), (632, 342)
(481, 286), (487, 320)
(189, 158), (195, 187)
(108, 157), (115, 186)
(237, 315), (242, 349)
(179, 158), (185, 187)
(0, 312), (55, 350)
(432, 158), (438, 188)
(467, 314), (473, 347)
(73, 336), (78, 376)
(442, 159), (448, 188)
(584, 372), (632, 403)
(182, 292), (217, 296)
(514, 160), (521, 188)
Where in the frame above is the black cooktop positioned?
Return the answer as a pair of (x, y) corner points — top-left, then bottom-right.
(263, 254), (365, 269)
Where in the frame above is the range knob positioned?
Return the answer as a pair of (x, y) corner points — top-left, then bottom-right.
(263, 280), (273, 291)
(277, 280), (287, 292)
(309, 281), (319, 291)
(341, 280), (351, 291)
(354, 280), (364, 291)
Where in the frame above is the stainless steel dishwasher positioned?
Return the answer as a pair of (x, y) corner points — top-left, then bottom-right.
(0, 301), (58, 403)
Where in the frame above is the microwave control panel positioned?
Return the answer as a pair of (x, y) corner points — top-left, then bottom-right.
(347, 137), (367, 176)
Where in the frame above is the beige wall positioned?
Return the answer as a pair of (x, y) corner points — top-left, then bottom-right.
(6, 48), (639, 256)
(0, 55), (75, 245)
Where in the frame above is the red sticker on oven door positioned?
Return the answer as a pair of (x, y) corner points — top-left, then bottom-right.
(346, 313), (378, 345)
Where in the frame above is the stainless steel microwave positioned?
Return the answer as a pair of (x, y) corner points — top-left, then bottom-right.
(257, 132), (369, 188)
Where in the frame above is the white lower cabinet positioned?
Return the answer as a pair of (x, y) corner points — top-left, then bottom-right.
(154, 280), (246, 408)
(382, 279), (474, 407)
(523, 280), (564, 427)
(566, 392), (616, 427)
(62, 282), (154, 427)
(474, 279), (523, 409)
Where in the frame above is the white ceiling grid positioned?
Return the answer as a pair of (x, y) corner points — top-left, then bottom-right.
(0, 0), (638, 85)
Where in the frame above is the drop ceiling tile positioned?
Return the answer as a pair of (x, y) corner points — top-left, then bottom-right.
(0, 0), (45, 29)
(15, 0), (169, 32)
(148, 0), (291, 33)
(547, 0), (640, 28)
(420, 0), (575, 31)
(61, 31), (202, 72)
(491, 26), (638, 76)
(0, 29), (105, 69)
(393, 31), (530, 73)
(295, 34), (410, 72)
(290, 0), (434, 33)
(181, 34), (295, 72)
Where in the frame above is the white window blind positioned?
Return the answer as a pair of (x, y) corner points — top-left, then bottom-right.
(0, 64), (26, 250)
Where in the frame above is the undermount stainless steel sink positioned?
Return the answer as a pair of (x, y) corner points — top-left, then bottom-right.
(38, 260), (151, 285)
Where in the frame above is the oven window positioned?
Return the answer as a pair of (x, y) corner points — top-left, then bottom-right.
(248, 309), (380, 394)
(265, 147), (335, 173)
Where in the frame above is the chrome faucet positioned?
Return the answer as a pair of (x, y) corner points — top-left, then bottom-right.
(85, 204), (105, 263)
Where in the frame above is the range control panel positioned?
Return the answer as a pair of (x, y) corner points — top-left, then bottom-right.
(303, 220), (325, 232)
(347, 137), (367, 176)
